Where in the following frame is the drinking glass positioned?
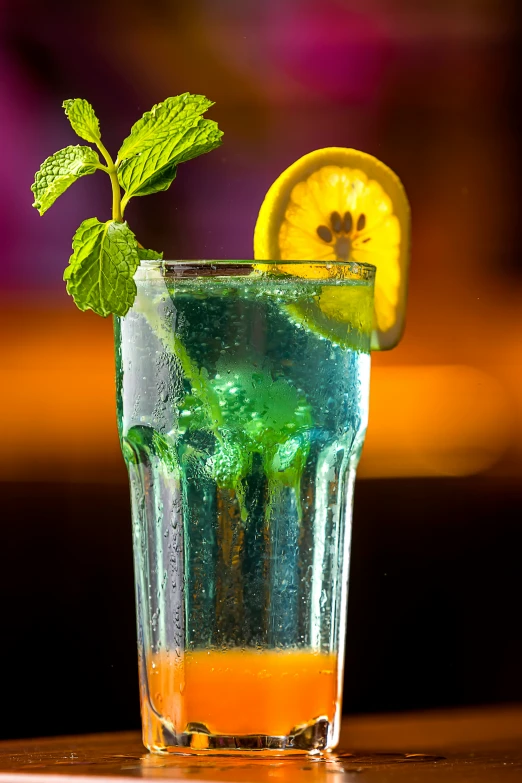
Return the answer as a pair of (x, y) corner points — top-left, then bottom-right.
(115, 260), (375, 754)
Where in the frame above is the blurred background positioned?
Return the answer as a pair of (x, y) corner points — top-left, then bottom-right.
(1, 0), (521, 740)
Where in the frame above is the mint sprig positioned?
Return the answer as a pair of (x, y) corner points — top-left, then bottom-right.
(31, 95), (223, 316)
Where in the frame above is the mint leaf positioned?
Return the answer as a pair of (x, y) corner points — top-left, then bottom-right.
(118, 120), (222, 202)
(124, 161), (178, 199)
(118, 93), (214, 161)
(179, 364), (312, 487)
(63, 99), (101, 144)
(31, 145), (100, 215)
(64, 218), (140, 317)
(137, 247), (163, 260)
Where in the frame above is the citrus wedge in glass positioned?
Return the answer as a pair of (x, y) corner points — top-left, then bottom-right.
(253, 147), (410, 349)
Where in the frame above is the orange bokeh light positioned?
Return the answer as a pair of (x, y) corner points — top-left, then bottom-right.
(360, 365), (511, 478)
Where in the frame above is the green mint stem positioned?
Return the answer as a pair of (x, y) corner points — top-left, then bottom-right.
(96, 141), (123, 222)
(109, 164), (123, 222)
(95, 138), (208, 411)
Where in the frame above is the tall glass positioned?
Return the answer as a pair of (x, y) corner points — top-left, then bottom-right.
(115, 260), (375, 754)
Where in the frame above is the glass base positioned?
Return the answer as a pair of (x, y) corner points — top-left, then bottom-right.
(144, 717), (332, 755)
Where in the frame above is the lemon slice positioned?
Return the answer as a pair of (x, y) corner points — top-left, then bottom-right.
(253, 147), (410, 349)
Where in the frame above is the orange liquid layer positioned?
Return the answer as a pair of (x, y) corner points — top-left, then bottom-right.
(144, 649), (339, 738)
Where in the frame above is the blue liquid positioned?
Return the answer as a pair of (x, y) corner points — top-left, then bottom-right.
(116, 272), (371, 659)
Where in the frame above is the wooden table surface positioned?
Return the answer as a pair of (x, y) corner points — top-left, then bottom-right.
(1, 705), (521, 782)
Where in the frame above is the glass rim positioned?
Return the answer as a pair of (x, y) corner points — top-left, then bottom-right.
(137, 259), (376, 280)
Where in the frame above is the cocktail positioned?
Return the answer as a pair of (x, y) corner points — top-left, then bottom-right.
(32, 96), (409, 754)
(116, 259), (374, 751)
